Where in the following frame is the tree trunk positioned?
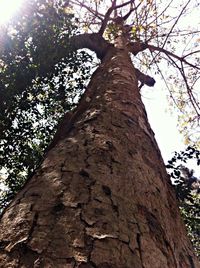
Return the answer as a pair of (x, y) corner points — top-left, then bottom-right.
(0, 47), (199, 268)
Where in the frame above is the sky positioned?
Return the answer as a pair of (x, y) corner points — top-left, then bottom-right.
(142, 81), (185, 162)
(0, 0), (199, 169)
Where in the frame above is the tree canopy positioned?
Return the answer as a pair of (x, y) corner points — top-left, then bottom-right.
(68, 0), (200, 144)
(0, 0), (93, 207)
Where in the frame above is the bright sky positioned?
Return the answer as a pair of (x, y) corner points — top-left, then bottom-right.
(0, 0), (24, 25)
(142, 81), (185, 162)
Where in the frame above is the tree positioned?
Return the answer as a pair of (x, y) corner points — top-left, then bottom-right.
(0, 0), (92, 208)
(166, 146), (200, 257)
(0, 0), (200, 267)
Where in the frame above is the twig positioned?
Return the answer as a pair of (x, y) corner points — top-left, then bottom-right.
(145, 0), (174, 30)
(151, 52), (182, 113)
(183, 50), (200, 59)
(70, 0), (104, 21)
(147, 44), (200, 70)
(164, 53), (200, 116)
(149, 0), (191, 66)
(161, 0), (191, 49)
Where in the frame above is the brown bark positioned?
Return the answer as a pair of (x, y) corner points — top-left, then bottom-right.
(0, 47), (199, 268)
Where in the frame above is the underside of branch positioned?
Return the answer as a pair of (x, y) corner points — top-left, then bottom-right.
(70, 33), (112, 59)
(135, 68), (156, 87)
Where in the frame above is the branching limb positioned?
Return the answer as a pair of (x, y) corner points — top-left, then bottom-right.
(147, 44), (200, 70)
(121, 7), (136, 22)
(70, 0), (104, 21)
(70, 33), (111, 59)
(153, 57), (182, 112)
(98, 0), (117, 35)
(183, 50), (200, 59)
(158, 50), (200, 117)
(99, 0), (138, 35)
(180, 62), (200, 116)
(161, 0), (191, 49)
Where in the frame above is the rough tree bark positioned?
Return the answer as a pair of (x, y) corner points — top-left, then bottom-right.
(0, 44), (199, 267)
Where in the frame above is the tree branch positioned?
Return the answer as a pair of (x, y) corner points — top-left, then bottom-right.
(161, 0), (191, 49)
(135, 68), (155, 87)
(70, 33), (111, 59)
(70, 0), (104, 21)
(127, 41), (148, 55)
(147, 44), (200, 70)
(98, 0), (117, 36)
(98, 0), (138, 36)
(159, 51), (200, 116)
(115, 0), (135, 9)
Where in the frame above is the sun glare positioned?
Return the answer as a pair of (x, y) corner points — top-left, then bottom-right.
(0, 0), (24, 25)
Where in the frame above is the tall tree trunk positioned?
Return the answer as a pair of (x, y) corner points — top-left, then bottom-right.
(0, 47), (199, 268)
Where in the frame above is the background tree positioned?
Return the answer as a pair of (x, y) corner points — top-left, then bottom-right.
(0, 0), (92, 208)
(0, 0), (200, 267)
(166, 146), (200, 257)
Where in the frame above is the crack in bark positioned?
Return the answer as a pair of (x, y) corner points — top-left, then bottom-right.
(84, 147), (91, 169)
(27, 212), (39, 243)
(164, 239), (178, 268)
(102, 185), (119, 216)
(80, 212), (96, 228)
(136, 233), (145, 268)
(188, 254), (195, 268)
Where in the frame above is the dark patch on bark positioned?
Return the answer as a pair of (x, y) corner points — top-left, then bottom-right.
(102, 185), (111, 196)
(105, 141), (114, 150)
(14, 243), (39, 268)
(53, 203), (65, 213)
(0, 240), (9, 250)
(79, 169), (90, 178)
(112, 204), (119, 215)
(188, 254), (195, 268)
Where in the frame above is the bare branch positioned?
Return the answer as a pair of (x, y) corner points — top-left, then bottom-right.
(150, 30), (200, 40)
(153, 58), (182, 112)
(183, 50), (200, 59)
(180, 62), (200, 116)
(162, 52), (200, 116)
(115, 0), (135, 9)
(147, 0), (192, 66)
(98, 0), (117, 35)
(161, 0), (191, 49)
(147, 44), (200, 70)
(70, 0), (104, 21)
(145, 0), (174, 31)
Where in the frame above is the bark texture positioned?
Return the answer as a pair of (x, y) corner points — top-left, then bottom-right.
(0, 47), (199, 268)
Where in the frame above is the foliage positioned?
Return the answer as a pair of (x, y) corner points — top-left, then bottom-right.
(166, 146), (200, 256)
(0, 0), (92, 209)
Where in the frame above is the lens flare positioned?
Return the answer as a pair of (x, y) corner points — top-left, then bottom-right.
(0, 0), (24, 25)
